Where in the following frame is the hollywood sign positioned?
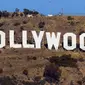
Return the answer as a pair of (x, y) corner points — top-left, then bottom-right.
(0, 30), (85, 51)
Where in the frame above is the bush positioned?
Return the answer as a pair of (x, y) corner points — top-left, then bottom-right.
(23, 69), (28, 76)
(23, 8), (39, 16)
(20, 13), (23, 17)
(70, 21), (75, 25)
(67, 16), (74, 20)
(32, 57), (37, 60)
(38, 22), (45, 28)
(0, 22), (4, 27)
(0, 68), (3, 74)
(23, 20), (28, 24)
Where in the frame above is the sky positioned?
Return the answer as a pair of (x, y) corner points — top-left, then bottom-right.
(0, 0), (85, 15)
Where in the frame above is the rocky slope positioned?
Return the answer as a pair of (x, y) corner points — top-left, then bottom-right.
(0, 15), (85, 85)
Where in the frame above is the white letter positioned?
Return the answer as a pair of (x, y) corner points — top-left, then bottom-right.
(22, 31), (34, 48)
(0, 31), (5, 48)
(32, 31), (44, 49)
(46, 32), (61, 50)
(10, 30), (22, 48)
(80, 33), (85, 50)
(63, 33), (76, 50)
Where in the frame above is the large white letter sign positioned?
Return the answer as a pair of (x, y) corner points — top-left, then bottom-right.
(10, 30), (22, 48)
(80, 33), (85, 50)
(22, 30), (34, 48)
(63, 33), (76, 50)
(32, 31), (44, 49)
(46, 32), (61, 50)
(0, 31), (5, 48)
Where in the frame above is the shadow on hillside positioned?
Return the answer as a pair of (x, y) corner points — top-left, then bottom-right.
(48, 54), (78, 68)
(0, 76), (40, 85)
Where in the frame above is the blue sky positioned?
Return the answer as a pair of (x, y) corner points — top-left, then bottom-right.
(0, 0), (85, 15)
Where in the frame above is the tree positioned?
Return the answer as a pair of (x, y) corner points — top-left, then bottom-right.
(0, 11), (2, 18)
(23, 8), (39, 16)
(23, 8), (30, 16)
(15, 8), (19, 13)
(33, 11), (39, 15)
(2, 11), (9, 18)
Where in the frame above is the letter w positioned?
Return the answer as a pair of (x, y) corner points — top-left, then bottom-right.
(46, 32), (61, 50)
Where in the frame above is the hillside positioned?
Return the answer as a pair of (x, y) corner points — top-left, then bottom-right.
(0, 15), (85, 85)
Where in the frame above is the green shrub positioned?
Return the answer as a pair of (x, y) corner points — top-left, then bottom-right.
(0, 22), (4, 27)
(23, 69), (28, 76)
(23, 20), (28, 24)
(70, 21), (75, 26)
(67, 16), (74, 20)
